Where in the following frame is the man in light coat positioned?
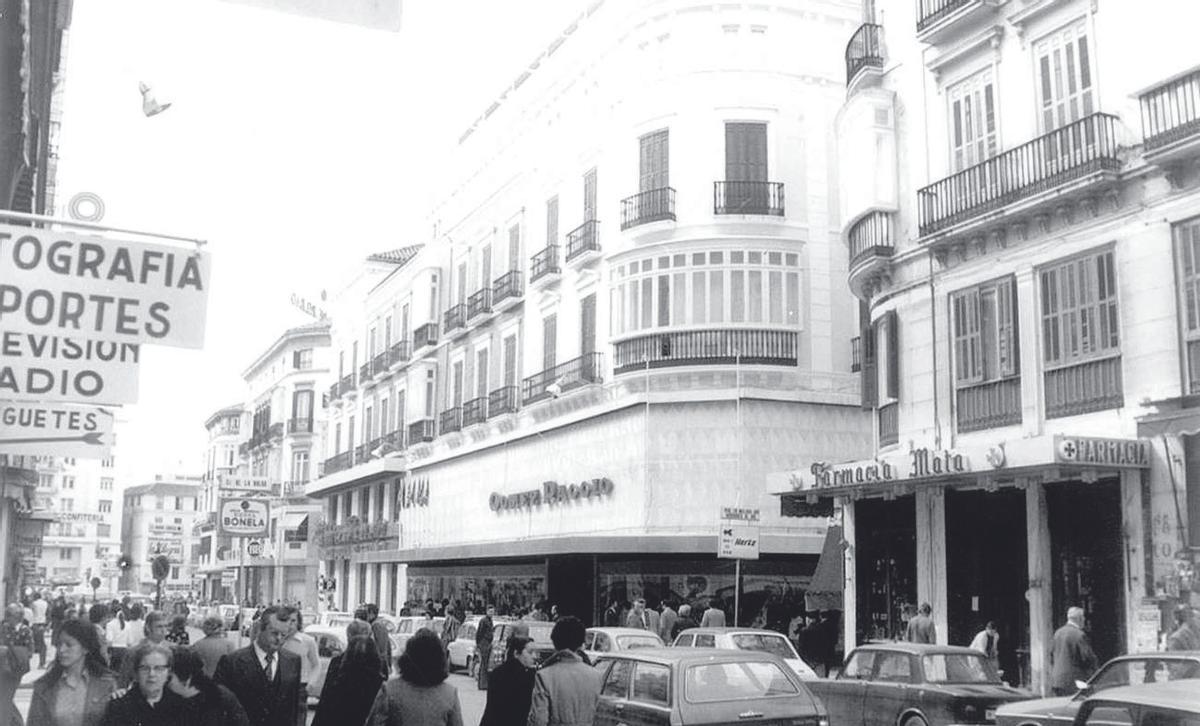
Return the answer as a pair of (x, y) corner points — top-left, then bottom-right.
(658, 601), (678, 644)
(968, 621), (1000, 673)
(700, 598), (726, 628)
(528, 616), (601, 726)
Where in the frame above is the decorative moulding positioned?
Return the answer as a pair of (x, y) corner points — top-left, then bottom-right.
(927, 25), (1003, 82)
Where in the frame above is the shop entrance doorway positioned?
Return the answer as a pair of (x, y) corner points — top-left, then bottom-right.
(854, 496), (916, 644)
(1046, 479), (1125, 664)
(548, 555), (595, 624)
(945, 488), (1028, 685)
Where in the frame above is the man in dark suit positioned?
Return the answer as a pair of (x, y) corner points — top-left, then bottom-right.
(214, 604), (302, 726)
(1049, 606), (1098, 696)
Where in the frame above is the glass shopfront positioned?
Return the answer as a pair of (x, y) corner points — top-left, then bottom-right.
(406, 561), (547, 615)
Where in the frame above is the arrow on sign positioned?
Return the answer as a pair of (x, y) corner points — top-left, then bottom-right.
(722, 528), (733, 536)
(0, 432), (106, 446)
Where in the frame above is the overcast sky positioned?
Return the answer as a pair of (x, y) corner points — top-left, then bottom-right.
(56, 0), (587, 485)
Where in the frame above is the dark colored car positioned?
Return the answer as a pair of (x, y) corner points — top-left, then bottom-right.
(807, 643), (1033, 726)
(485, 620), (557, 673)
(594, 647), (829, 726)
(1071, 681), (1200, 726)
(996, 652), (1200, 726)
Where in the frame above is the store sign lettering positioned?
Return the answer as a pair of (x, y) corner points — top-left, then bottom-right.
(801, 448), (969, 491)
(1055, 436), (1150, 468)
(805, 460), (897, 490)
(397, 476), (429, 509)
(908, 448), (968, 478)
(489, 477), (615, 512)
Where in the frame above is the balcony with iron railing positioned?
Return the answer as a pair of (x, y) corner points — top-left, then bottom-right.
(613, 329), (797, 374)
(487, 386), (519, 418)
(444, 304), (467, 336)
(713, 181), (784, 217)
(620, 187), (676, 230)
(956, 377), (1022, 433)
(1140, 67), (1200, 165)
(492, 270), (524, 310)
(328, 382), (340, 404)
(566, 220), (601, 263)
(359, 362), (371, 382)
(531, 245), (562, 286)
(851, 337), (862, 373)
(287, 418), (314, 435)
(388, 340), (411, 369)
(916, 0), (997, 44)
(370, 350), (389, 378)
(878, 402), (899, 447)
(467, 288), (492, 320)
(522, 352), (605, 405)
(845, 23), (883, 89)
(917, 113), (1121, 243)
(438, 407), (463, 435)
(847, 210), (895, 298)
(338, 373), (357, 397)
(1044, 356), (1124, 419)
(407, 418), (436, 444)
(462, 396), (488, 427)
(413, 322), (438, 351)
(322, 450), (354, 476)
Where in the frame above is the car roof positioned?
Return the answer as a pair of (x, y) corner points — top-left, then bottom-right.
(1082, 681), (1200, 711)
(589, 627), (663, 637)
(598, 647), (790, 666)
(1108, 651), (1200, 660)
(852, 642), (983, 656)
(676, 627), (791, 636)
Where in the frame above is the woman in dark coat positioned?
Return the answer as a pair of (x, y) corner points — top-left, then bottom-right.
(479, 635), (536, 726)
(311, 635), (384, 726)
(168, 646), (249, 726)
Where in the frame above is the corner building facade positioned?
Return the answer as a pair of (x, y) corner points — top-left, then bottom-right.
(309, 0), (873, 624)
(775, 0), (1200, 696)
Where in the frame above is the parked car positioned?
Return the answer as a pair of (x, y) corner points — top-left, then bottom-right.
(593, 647), (828, 726)
(303, 625), (347, 706)
(445, 615), (511, 674)
(215, 604), (239, 630)
(1070, 681), (1200, 726)
(807, 643), (1032, 726)
(673, 627), (819, 679)
(394, 616), (445, 655)
(996, 652), (1200, 726)
(485, 620), (557, 674)
(584, 627), (664, 662)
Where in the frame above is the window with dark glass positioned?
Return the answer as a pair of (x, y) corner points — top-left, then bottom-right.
(1175, 217), (1200, 393)
(543, 315), (557, 371)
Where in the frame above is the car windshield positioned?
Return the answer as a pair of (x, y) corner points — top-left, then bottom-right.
(685, 660), (799, 702)
(1090, 659), (1200, 690)
(616, 634), (663, 650)
(731, 633), (797, 659)
(922, 654), (996, 683)
(524, 623), (555, 643)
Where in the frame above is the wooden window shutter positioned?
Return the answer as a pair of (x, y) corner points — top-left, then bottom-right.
(886, 310), (899, 400)
(861, 320), (877, 410)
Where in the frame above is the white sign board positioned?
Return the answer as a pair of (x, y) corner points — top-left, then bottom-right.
(718, 506), (761, 560)
(218, 475), (273, 493)
(0, 331), (140, 404)
(0, 224), (211, 348)
(219, 498), (269, 537)
(0, 401), (114, 458)
(221, 569), (238, 586)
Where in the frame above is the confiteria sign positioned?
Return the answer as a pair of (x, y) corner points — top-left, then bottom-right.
(489, 478), (615, 512)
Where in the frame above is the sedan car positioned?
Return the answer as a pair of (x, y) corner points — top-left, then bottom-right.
(593, 647), (828, 726)
(394, 615), (445, 654)
(808, 644), (1032, 726)
(584, 627), (664, 662)
(446, 615), (515, 674)
(1071, 681), (1200, 726)
(485, 620), (557, 674)
(673, 626), (819, 679)
(996, 652), (1200, 726)
(303, 625), (347, 706)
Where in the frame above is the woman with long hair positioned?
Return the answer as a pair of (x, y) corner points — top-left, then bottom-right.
(311, 635), (383, 726)
(479, 635), (536, 726)
(366, 629), (462, 726)
(165, 614), (190, 646)
(168, 646), (249, 726)
(27, 619), (118, 726)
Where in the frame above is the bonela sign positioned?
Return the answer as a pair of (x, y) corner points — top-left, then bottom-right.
(0, 224), (211, 348)
(219, 498), (269, 537)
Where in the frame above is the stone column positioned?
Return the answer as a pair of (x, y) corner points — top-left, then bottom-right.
(840, 498), (858, 654)
(1121, 470), (1145, 654)
(1026, 480), (1053, 696)
(915, 486), (948, 644)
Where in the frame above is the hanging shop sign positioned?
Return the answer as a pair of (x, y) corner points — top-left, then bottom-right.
(218, 498), (269, 537)
(795, 448), (971, 492)
(488, 477), (615, 513)
(220, 569), (237, 586)
(0, 331), (140, 404)
(1055, 436), (1150, 468)
(58, 512), (104, 523)
(0, 401), (114, 458)
(314, 518), (399, 557)
(0, 224), (212, 348)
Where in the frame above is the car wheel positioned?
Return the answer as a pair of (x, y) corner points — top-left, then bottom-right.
(901, 714), (928, 726)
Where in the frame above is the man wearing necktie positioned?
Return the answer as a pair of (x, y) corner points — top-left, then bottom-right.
(215, 604), (302, 726)
(625, 599), (650, 630)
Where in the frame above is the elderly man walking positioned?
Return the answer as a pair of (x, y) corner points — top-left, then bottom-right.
(1050, 606), (1098, 696)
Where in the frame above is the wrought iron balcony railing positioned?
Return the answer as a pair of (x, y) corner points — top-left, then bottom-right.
(848, 211), (895, 268)
(407, 418), (436, 444)
(444, 304), (466, 333)
(845, 23), (883, 86)
(917, 0), (976, 33)
(467, 288), (492, 319)
(487, 386), (519, 418)
(439, 407), (463, 435)
(522, 352), (605, 404)
(371, 350), (389, 377)
(620, 187), (676, 230)
(530, 245), (561, 283)
(287, 418), (313, 434)
(322, 451), (353, 476)
(328, 383), (339, 403)
(917, 113), (1120, 237)
(566, 219), (601, 262)
(713, 181), (784, 216)
(413, 322), (438, 350)
(613, 329), (797, 374)
(1140, 68), (1200, 152)
(338, 373), (356, 396)
(388, 340), (411, 367)
(359, 362), (371, 382)
(492, 270), (523, 305)
(462, 396), (488, 427)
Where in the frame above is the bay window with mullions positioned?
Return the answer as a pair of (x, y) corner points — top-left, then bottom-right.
(1039, 247), (1123, 418)
(951, 276), (1021, 432)
(1173, 217), (1200, 394)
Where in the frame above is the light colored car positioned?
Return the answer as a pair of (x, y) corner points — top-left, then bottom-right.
(394, 616), (445, 656)
(584, 627), (665, 662)
(1070, 681), (1200, 726)
(304, 625), (347, 706)
(445, 616), (514, 674)
(673, 627), (819, 679)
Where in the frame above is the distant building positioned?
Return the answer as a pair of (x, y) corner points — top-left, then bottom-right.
(121, 479), (201, 596)
(0, 456), (56, 604)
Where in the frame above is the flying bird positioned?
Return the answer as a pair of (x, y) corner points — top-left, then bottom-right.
(139, 81), (172, 117)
